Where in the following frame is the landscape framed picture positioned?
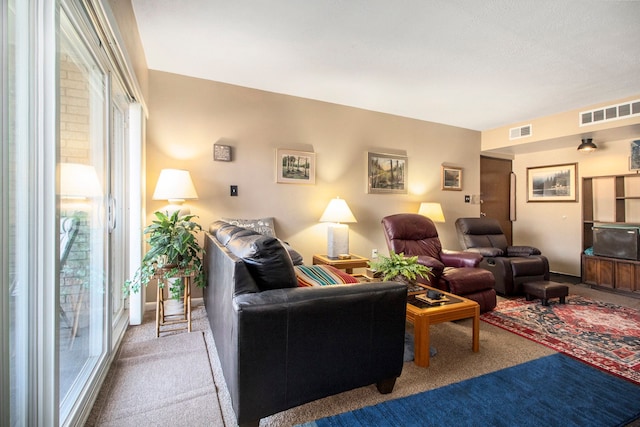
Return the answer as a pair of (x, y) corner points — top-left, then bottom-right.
(526, 163), (577, 202)
(367, 152), (407, 194)
(441, 166), (462, 191)
(276, 149), (316, 184)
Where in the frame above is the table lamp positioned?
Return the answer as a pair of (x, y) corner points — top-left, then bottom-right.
(319, 197), (357, 259)
(152, 169), (199, 216)
(418, 202), (445, 223)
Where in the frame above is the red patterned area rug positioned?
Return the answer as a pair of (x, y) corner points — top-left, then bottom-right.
(481, 295), (640, 385)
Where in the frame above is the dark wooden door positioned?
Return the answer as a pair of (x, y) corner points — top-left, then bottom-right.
(480, 156), (513, 244)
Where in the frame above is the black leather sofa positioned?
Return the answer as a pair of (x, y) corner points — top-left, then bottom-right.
(203, 221), (408, 427)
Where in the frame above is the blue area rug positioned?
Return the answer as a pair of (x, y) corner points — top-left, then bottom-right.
(299, 354), (640, 427)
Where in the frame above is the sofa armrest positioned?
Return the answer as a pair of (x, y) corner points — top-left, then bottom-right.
(230, 282), (407, 424)
(506, 245), (541, 257)
(441, 250), (483, 268)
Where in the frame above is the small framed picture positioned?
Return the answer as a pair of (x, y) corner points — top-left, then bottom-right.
(630, 140), (640, 171)
(276, 149), (316, 184)
(213, 144), (232, 162)
(441, 166), (462, 191)
(367, 152), (408, 194)
(526, 163), (577, 202)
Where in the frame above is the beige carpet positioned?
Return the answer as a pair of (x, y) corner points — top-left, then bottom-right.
(87, 283), (640, 427)
(86, 316), (223, 426)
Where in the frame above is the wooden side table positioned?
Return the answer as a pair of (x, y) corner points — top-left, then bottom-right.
(312, 254), (369, 274)
(406, 286), (480, 367)
(154, 268), (194, 337)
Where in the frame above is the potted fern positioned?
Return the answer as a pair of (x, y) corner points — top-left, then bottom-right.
(125, 210), (205, 298)
(368, 251), (433, 283)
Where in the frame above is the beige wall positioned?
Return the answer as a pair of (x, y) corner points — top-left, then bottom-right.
(503, 101), (640, 276)
(145, 70), (483, 277)
(513, 139), (640, 276)
(107, 0), (149, 103)
(482, 95), (640, 153)
(104, 0), (640, 290)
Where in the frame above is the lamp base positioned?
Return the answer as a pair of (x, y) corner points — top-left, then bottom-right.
(327, 223), (349, 259)
(160, 203), (191, 217)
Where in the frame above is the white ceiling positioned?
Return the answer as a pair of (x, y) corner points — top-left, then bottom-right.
(131, 0), (640, 131)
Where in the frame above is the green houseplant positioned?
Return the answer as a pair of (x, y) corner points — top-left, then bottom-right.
(368, 251), (433, 283)
(125, 211), (205, 297)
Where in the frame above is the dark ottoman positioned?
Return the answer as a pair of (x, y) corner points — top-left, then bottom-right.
(523, 281), (569, 306)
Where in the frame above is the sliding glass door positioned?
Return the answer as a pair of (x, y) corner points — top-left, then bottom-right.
(58, 8), (108, 419)
(110, 78), (130, 347)
(2, 1), (139, 425)
(3, 0), (30, 425)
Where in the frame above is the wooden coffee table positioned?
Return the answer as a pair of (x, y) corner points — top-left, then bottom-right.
(406, 285), (480, 367)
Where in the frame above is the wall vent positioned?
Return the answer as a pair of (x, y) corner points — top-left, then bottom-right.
(509, 124), (532, 140)
(580, 99), (640, 126)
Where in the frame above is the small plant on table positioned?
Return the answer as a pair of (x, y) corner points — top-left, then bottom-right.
(368, 251), (433, 283)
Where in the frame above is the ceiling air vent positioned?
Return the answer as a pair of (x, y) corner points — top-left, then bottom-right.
(580, 99), (640, 126)
(509, 124), (532, 140)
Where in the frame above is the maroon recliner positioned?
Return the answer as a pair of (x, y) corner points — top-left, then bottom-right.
(381, 213), (496, 313)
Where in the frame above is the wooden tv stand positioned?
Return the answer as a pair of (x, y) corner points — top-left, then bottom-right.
(581, 174), (640, 298)
(581, 254), (640, 295)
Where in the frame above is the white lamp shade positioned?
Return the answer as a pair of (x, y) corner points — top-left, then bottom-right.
(59, 163), (102, 199)
(152, 169), (198, 201)
(319, 197), (357, 223)
(418, 202), (445, 222)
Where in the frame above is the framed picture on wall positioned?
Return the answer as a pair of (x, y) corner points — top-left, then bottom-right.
(213, 144), (232, 161)
(630, 140), (640, 171)
(367, 152), (407, 194)
(526, 163), (578, 202)
(276, 149), (316, 184)
(441, 166), (462, 191)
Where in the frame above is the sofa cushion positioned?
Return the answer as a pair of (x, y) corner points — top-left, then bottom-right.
(294, 265), (359, 287)
(222, 217), (276, 237)
(225, 232), (297, 291)
(212, 220), (304, 266)
(212, 220), (258, 246)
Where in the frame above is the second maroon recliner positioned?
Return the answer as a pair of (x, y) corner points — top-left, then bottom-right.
(381, 213), (496, 313)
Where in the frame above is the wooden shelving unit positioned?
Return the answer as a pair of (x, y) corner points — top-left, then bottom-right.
(582, 174), (640, 296)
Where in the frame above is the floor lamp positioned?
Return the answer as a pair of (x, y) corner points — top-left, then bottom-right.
(418, 202), (445, 223)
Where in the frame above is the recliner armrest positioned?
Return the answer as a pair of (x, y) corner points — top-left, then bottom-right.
(464, 247), (504, 257)
(506, 246), (541, 257)
(416, 255), (445, 270)
(441, 250), (483, 268)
